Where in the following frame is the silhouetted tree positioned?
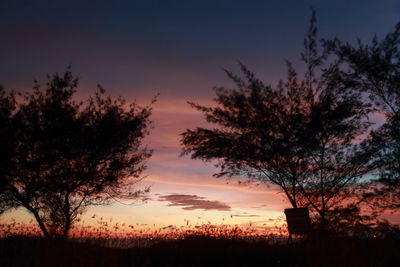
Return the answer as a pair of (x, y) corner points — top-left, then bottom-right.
(0, 70), (153, 237)
(330, 22), (400, 211)
(0, 85), (17, 215)
(181, 11), (372, 229)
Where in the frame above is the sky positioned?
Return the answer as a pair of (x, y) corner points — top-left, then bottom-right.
(1, 0), (400, 230)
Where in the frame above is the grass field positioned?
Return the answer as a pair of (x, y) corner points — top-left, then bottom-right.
(1, 220), (399, 266)
(1, 234), (399, 267)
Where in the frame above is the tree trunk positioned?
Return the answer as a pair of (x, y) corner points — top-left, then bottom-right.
(29, 208), (51, 238)
(284, 189), (298, 209)
(320, 210), (327, 231)
(62, 215), (71, 238)
(61, 194), (71, 238)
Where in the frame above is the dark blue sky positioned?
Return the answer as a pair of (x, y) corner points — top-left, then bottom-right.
(1, 0), (399, 100)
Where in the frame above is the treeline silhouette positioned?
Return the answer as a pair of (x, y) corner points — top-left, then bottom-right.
(1, 11), (400, 241)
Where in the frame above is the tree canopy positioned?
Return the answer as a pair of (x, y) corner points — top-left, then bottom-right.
(330, 22), (400, 211)
(0, 70), (153, 237)
(181, 11), (373, 229)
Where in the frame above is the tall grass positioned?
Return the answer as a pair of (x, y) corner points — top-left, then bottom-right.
(0, 216), (288, 248)
(1, 217), (400, 266)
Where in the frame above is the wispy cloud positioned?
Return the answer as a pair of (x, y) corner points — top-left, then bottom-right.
(230, 213), (260, 218)
(159, 194), (231, 211)
(251, 204), (269, 209)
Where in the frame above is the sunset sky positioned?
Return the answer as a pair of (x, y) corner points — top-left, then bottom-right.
(1, 0), (400, 229)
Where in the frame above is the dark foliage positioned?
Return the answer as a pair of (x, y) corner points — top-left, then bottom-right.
(329, 21), (400, 211)
(0, 85), (17, 215)
(181, 11), (373, 229)
(0, 70), (153, 238)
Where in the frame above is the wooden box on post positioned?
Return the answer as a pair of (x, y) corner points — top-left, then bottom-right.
(284, 208), (311, 236)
